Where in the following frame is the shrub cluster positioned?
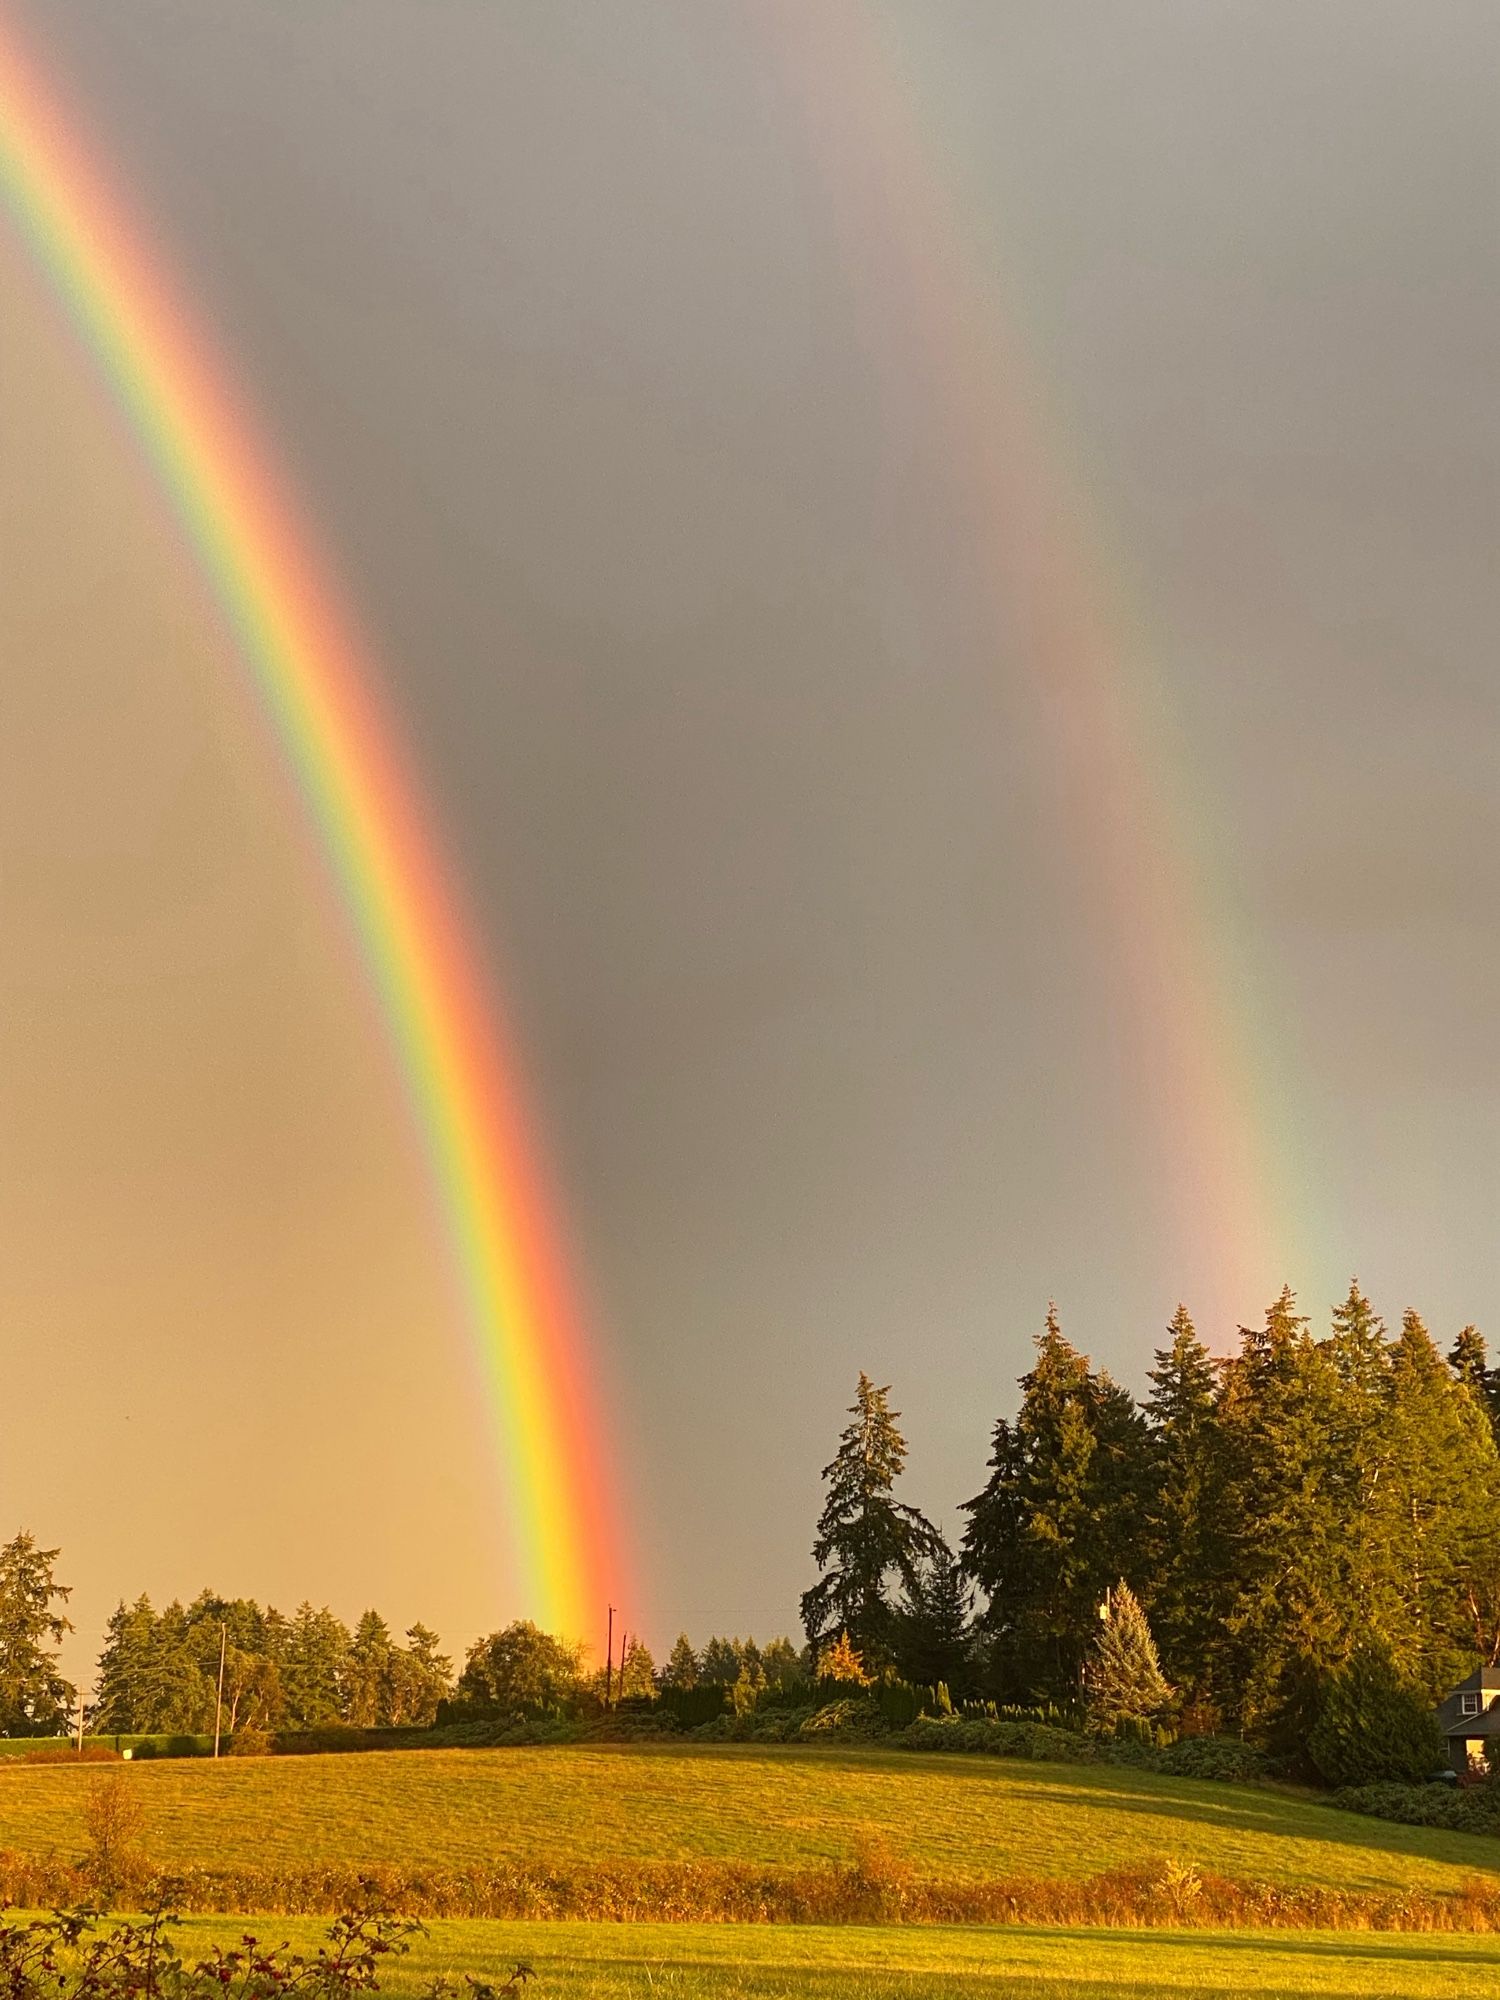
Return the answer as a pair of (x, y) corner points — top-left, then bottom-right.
(901, 1715), (1098, 1763)
(1154, 1736), (1269, 1783)
(1334, 1779), (1500, 1836)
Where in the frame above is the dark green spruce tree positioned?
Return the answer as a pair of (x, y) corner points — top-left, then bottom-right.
(1449, 1325), (1500, 1444)
(800, 1374), (941, 1670)
(1217, 1287), (1350, 1745)
(0, 1532), (74, 1735)
(94, 1596), (160, 1734)
(1325, 1280), (1394, 1641)
(895, 1532), (973, 1693)
(1140, 1305), (1228, 1717)
(962, 1308), (1145, 1704)
(1373, 1309), (1500, 1695)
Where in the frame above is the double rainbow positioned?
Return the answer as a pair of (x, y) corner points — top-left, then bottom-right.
(0, 14), (624, 1640)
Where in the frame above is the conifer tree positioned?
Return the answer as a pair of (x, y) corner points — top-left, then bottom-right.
(1217, 1288), (1349, 1741)
(1326, 1280), (1394, 1637)
(962, 1309), (1146, 1702)
(344, 1611), (394, 1726)
(0, 1532), (74, 1735)
(1082, 1581), (1173, 1734)
(801, 1374), (941, 1668)
(1450, 1326), (1500, 1443)
(94, 1597), (159, 1734)
(617, 1637), (656, 1700)
(385, 1624), (451, 1727)
(280, 1603), (351, 1727)
(896, 1535), (973, 1692)
(1306, 1641), (1445, 1787)
(699, 1636), (742, 1686)
(1141, 1306), (1227, 1712)
(759, 1636), (808, 1687)
(1373, 1309), (1500, 1694)
(138, 1600), (213, 1732)
(662, 1634), (699, 1690)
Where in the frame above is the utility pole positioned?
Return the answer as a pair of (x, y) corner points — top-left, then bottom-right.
(605, 1605), (615, 1709)
(213, 1620), (227, 1758)
(74, 1689), (86, 1755)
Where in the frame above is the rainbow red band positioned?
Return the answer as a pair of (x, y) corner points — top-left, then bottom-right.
(0, 10), (626, 1640)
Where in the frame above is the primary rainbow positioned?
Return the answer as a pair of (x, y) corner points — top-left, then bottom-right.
(0, 13), (626, 1639)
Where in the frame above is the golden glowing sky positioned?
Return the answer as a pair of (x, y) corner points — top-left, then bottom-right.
(1, 224), (515, 1678)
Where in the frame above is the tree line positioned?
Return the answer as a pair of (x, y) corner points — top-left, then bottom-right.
(2, 1278), (1495, 1757)
(799, 1284), (1500, 1753)
(95, 1595), (453, 1735)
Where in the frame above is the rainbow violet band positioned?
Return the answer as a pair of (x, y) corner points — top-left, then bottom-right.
(0, 12), (625, 1642)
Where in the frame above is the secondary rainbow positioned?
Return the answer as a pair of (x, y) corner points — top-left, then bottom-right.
(762, 1), (1302, 1323)
(0, 13), (626, 1638)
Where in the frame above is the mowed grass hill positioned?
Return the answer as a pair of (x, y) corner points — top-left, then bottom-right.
(155, 1913), (1500, 2000)
(2, 1742), (1496, 1895)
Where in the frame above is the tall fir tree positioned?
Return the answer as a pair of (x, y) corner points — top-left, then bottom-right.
(94, 1597), (159, 1734)
(1449, 1325), (1500, 1444)
(1217, 1288), (1351, 1744)
(385, 1624), (452, 1727)
(1141, 1305), (1228, 1714)
(0, 1532), (74, 1734)
(662, 1634), (699, 1690)
(800, 1374), (941, 1669)
(1325, 1280), (1394, 1638)
(1372, 1309), (1500, 1695)
(279, 1604), (351, 1727)
(962, 1309), (1145, 1703)
(344, 1610), (394, 1727)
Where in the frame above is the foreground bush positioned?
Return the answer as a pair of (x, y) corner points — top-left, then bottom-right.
(0, 1899), (427, 2000)
(3, 1844), (1500, 1932)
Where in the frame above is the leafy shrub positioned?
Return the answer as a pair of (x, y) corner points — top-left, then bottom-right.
(901, 1715), (1096, 1763)
(0, 1896), (427, 2000)
(799, 1697), (886, 1739)
(1307, 1645), (1445, 1788)
(227, 1726), (272, 1758)
(1334, 1778), (1500, 1836)
(1156, 1736), (1268, 1783)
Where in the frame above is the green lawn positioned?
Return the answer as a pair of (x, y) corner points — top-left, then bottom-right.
(0, 1744), (1494, 1897)
(151, 1915), (1500, 1997)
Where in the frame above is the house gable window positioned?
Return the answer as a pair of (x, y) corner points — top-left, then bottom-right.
(1462, 1693), (1482, 1716)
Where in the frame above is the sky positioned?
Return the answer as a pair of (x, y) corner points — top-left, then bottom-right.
(1, 0), (1495, 1683)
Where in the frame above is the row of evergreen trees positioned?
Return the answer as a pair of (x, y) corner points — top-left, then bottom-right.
(801, 1286), (1500, 1748)
(95, 1594), (452, 1734)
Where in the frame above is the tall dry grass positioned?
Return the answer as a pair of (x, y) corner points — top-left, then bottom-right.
(3, 1841), (1500, 1933)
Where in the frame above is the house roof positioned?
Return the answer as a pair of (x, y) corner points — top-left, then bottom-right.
(1441, 1706), (1500, 1739)
(1435, 1667), (1500, 1735)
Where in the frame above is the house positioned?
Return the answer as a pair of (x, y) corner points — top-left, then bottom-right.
(1436, 1665), (1500, 1773)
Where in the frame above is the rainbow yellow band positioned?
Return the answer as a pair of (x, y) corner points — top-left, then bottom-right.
(0, 14), (626, 1641)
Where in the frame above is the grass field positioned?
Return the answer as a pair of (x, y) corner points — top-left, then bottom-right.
(99, 1914), (1500, 1997)
(1, 1743), (1495, 1897)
